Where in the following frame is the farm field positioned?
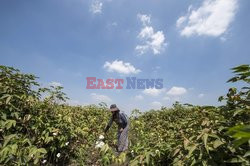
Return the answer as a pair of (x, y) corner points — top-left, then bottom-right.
(0, 65), (249, 165)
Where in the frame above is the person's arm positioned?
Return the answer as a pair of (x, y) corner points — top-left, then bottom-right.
(120, 113), (128, 128)
(104, 116), (113, 133)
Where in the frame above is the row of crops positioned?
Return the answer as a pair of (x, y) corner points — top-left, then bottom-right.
(0, 65), (249, 165)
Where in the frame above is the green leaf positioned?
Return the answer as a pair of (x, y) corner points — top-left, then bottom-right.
(187, 144), (197, 158)
(130, 159), (139, 166)
(6, 95), (12, 104)
(22, 138), (32, 146)
(213, 139), (224, 149)
(243, 151), (250, 157)
(208, 133), (220, 139)
(10, 144), (18, 154)
(172, 148), (180, 157)
(34, 158), (39, 164)
(145, 152), (150, 164)
(218, 96), (224, 102)
(233, 138), (249, 148)
(3, 134), (17, 147)
(226, 157), (244, 163)
(37, 148), (47, 154)
(232, 64), (249, 72)
(233, 109), (244, 116)
(0, 147), (10, 162)
(202, 133), (208, 153)
(4, 120), (16, 129)
(227, 125), (250, 147)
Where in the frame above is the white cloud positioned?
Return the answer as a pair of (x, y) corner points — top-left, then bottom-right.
(143, 88), (166, 96)
(177, 0), (238, 37)
(134, 95), (144, 100)
(91, 93), (112, 103)
(104, 60), (141, 74)
(68, 100), (80, 106)
(90, 0), (103, 14)
(198, 93), (204, 98)
(107, 22), (118, 29)
(220, 36), (227, 42)
(163, 96), (170, 101)
(152, 66), (161, 73)
(136, 14), (167, 55)
(138, 26), (154, 39)
(167, 86), (187, 96)
(49, 81), (62, 87)
(135, 45), (149, 55)
(176, 16), (187, 28)
(150, 101), (162, 109)
(137, 14), (151, 26)
(67, 100), (89, 106)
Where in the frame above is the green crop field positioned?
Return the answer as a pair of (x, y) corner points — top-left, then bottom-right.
(0, 65), (249, 165)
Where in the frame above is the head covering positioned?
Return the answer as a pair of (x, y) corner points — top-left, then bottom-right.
(110, 104), (119, 112)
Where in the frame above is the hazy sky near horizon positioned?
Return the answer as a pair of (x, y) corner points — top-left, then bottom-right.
(1, 0), (249, 114)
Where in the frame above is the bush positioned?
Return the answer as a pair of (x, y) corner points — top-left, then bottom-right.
(0, 65), (249, 165)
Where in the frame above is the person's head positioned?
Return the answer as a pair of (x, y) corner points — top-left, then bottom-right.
(110, 104), (120, 114)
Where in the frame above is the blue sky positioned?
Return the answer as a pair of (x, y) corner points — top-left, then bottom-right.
(0, 0), (249, 114)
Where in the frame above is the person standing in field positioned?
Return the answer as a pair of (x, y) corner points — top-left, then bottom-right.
(104, 104), (129, 152)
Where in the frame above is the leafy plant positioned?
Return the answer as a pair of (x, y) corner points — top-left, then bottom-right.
(0, 64), (249, 165)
